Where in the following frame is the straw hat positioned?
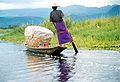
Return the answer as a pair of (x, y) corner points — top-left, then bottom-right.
(52, 3), (60, 7)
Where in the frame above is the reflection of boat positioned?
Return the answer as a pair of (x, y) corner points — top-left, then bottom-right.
(26, 46), (67, 55)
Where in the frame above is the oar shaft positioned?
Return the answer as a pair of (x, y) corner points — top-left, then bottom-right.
(71, 41), (78, 53)
(52, 22), (56, 28)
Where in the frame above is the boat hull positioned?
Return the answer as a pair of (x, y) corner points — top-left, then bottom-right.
(26, 46), (67, 55)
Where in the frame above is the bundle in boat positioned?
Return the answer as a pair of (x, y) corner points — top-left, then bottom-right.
(24, 26), (53, 48)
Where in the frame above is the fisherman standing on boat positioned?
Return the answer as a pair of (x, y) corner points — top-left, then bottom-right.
(50, 3), (78, 53)
(50, 3), (73, 47)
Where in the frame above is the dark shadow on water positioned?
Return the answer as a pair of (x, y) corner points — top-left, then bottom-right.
(56, 53), (77, 82)
(57, 59), (71, 82)
(25, 51), (77, 82)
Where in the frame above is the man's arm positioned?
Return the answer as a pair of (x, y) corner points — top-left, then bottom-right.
(52, 22), (56, 28)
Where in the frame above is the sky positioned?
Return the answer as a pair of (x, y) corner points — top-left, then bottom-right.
(0, 0), (120, 10)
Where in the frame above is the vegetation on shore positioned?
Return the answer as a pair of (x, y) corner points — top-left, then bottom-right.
(0, 16), (120, 50)
(0, 26), (25, 43)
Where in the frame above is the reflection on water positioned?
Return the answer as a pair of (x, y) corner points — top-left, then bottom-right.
(57, 59), (71, 82)
(26, 51), (75, 82)
(25, 51), (54, 82)
(0, 42), (120, 82)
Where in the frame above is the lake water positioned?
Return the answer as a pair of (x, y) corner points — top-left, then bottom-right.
(0, 42), (120, 82)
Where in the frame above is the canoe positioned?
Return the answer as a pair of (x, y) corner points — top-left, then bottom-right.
(26, 46), (67, 55)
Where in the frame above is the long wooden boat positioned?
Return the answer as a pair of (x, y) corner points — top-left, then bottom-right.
(26, 46), (67, 55)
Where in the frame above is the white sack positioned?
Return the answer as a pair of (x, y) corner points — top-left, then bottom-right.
(24, 26), (53, 39)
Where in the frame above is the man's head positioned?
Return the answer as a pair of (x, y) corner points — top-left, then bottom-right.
(52, 6), (57, 10)
(52, 3), (59, 10)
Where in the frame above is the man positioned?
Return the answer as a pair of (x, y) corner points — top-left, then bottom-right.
(50, 3), (73, 47)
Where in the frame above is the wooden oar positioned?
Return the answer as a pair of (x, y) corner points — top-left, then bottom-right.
(52, 22), (78, 53)
(71, 41), (78, 53)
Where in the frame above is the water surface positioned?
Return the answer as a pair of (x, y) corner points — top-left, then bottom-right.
(0, 42), (120, 82)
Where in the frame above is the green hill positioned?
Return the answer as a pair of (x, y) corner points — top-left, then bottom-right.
(0, 16), (120, 50)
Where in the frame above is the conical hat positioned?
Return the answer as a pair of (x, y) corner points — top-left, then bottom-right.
(52, 3), (60, 7)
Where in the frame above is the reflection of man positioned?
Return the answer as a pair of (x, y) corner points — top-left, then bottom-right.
(58, 59), (71, 82)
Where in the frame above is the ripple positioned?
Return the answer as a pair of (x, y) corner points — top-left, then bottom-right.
(0, 42), (120, 82)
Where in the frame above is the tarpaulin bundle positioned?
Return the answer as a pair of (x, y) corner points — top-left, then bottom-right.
(24, 26), (53, 47)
